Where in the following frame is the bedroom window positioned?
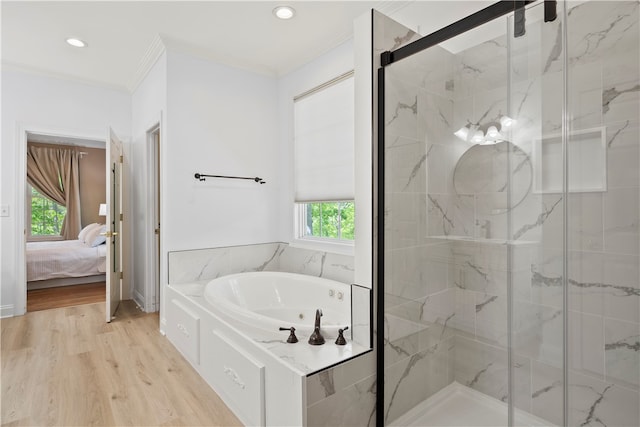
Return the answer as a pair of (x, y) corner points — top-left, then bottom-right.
(28, 184), (66, 238)
(293, 71), (355, 251)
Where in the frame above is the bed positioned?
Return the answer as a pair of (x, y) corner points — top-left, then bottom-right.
(26, 239), (107, 287)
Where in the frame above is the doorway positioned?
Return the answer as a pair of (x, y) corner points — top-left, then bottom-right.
(147, 125), (161, 312)
(23, 133), (107, 312)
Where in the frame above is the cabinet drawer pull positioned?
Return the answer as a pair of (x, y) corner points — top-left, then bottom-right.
(224, 366), (246, 389)
(177, 323), (190, 338)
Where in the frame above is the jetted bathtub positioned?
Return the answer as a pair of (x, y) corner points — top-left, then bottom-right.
(204, 271), (351, 338)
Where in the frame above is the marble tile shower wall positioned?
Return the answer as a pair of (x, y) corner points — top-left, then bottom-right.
(525, 3), (639, 426)
(383, 2), (639, 426)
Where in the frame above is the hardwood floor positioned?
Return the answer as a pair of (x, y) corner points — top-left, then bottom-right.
(27, 282), (106, 312)
(1, 301), (242, 426)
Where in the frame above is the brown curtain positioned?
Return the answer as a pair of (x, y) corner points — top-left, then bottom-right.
(26, 145), (82, 240)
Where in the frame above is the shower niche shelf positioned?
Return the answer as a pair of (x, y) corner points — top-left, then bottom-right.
(429, 235), (537, 246)
(532, 127), (606, 193)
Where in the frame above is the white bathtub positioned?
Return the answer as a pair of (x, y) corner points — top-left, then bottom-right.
(204, 271), (351, 339)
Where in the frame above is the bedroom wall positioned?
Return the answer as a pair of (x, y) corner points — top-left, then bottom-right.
(78, 146), (106, 227)
(0, 69), (131, 317)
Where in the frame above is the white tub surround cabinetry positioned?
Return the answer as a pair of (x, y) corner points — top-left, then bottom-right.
(166, 298), (200, 365)
(165, 280), (370, 426)
(166, 284), (303, 426)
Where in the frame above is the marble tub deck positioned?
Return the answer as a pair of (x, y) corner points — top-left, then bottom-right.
(169, 282), (370, 376)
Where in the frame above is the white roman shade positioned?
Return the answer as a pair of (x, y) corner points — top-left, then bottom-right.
(294, 73), (354, 202)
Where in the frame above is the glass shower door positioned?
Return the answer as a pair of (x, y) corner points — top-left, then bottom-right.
(507, 2), (567, 425)
(381, 10), (514, 426)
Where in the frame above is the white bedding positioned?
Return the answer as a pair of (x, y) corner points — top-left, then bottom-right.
(26, 240), (107, 282)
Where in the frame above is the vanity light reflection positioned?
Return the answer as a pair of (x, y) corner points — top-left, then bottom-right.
(455, 115), (515, 145)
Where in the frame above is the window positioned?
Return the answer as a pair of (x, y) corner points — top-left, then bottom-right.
(294, 71), (355, 246)
(298, 201), (355, 241)
(28, 184), (66, 239)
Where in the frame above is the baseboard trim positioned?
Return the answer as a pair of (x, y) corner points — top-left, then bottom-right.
(28, 274), (106, 290)
(1, 304), (15, 318)
(160, 317), (167, 335)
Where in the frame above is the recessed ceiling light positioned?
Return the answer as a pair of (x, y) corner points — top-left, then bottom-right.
(273, 6), (295, 20)
(66, 38), (87, 48)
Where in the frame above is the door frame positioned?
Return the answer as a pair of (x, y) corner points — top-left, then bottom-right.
(106, 128), (124, 322)
(145, 122), (161, 313)
(15, 123), (105, 316)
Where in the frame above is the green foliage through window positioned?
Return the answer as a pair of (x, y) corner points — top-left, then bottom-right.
(302, 201), (354, 241)
(30, 186), (66, 236)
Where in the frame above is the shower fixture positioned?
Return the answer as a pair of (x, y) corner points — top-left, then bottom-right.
(454, 115), (516, 145)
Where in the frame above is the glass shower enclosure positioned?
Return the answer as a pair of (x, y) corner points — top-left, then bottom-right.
(377, 1), (639, 426)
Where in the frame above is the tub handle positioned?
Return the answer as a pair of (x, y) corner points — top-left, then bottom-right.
(335, 326), (349, 345)
(279, 327), (299, 343)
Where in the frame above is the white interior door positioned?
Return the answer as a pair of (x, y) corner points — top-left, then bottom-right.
(105, 127), (123, 322)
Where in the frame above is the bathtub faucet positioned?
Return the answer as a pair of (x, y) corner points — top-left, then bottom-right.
(308, 309), (325, 345)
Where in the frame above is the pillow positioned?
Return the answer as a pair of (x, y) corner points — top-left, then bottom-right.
(78, 223), (101, 243)
(85, 224), (107, 247)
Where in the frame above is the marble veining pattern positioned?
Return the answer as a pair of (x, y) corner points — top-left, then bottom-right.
(513, 197), (562, 241)
(602, 84), (640, 114)
(251, 245), (283, 272)
(575, 384), (613, 427)
(532, 380), (563, 399)
(476, 295), (498, 313)
(606, 119), (630, 147)
(403, 154), (426, 191)
(605, 337), (640, 352)
(427, 194), (454, 235)
(533, 269), (640, 297)
(390, 30), (418, 51)
(386, 96), (417, 127)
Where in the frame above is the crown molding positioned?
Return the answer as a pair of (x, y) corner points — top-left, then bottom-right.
(127, 34), (167, 93)
(1, 61), (129, 94)
(375, 1), (415, 16)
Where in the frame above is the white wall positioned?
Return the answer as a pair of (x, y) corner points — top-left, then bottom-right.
(354, 13), (374, 289)
(155, 50), (281, 324)
(130, 52), (167, 310)
(0, 69), (131, 316)
(163, 50), (281, 252)
(276, 39), (355, 249)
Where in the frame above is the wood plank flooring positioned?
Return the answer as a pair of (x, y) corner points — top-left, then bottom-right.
(27, 282), (106, 312)
(1, 301), (242, 426)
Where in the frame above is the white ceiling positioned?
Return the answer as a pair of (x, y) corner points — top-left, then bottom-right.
(1, 1), (492, 93)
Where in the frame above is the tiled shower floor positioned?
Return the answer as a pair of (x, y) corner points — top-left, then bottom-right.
(390, 382), (554, 427)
